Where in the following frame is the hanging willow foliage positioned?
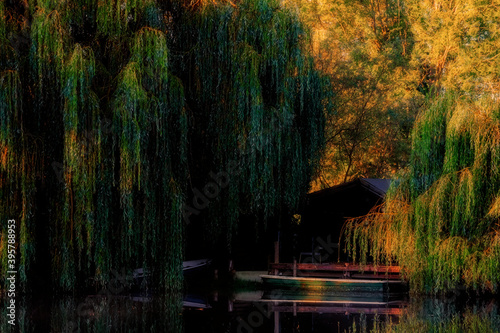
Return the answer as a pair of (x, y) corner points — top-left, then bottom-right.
(190, 0), (328, 247)
(56, 44), (100, 289)
(346, 91), (500, 294)
(110, 26), (187, 292)
(0, 71), (32, 290)
(0, 0), (326, 294)
(97, 0), (160, 36)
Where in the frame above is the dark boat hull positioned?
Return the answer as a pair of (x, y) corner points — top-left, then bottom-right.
(261, 275), (404, 294)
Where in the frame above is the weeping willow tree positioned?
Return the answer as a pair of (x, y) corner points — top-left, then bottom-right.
(0, 3), (39, 290)
(0, 0), (327, 293)
(346, 91), (500, 293)
(185, 0), (328, 248)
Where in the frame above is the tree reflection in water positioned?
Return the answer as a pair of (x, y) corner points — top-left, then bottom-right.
(1, 294), (499, 332)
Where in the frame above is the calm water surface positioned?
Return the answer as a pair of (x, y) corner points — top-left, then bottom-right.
(1, 290), (499, 332)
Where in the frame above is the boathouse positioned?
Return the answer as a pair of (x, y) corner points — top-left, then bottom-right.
(294, 178), (391, 262)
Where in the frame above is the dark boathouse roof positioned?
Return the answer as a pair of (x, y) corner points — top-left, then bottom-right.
(307, 178), (391, 201)
(297, 178), (392, 253)
(303, 178), (391, 225)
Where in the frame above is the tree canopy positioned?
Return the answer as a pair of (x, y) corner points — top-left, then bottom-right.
(0, 0), (329, 293)
(1, 0), (499, 296)
(347, 92), (500, 293)
(288, 0), (423, 188)
(343, 0), (500, 294)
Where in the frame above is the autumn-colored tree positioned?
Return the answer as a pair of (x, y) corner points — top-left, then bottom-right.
(407, 0), (500, 95)
(288, 0), (424, 189)
(346, 0), (500, 293)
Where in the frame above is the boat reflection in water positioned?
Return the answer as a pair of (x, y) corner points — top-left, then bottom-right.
(230, 289), (500, 333)
(2, 289), (500, 331)
(232, 287), (407, 332)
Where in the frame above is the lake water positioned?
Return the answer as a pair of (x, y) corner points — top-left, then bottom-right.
(2, 288), (499, 332)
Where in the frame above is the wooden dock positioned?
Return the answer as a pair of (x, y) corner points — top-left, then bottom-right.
(261, 274), (405, 294)
(262, 260), (405, 294)
(269, 262), (401, 280)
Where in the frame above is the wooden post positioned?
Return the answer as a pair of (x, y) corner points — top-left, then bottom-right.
(293, 258), (297, 277)
(311, 237), (315, 264)
(274, 241), (279, 275)
(274, 309), (279, 333)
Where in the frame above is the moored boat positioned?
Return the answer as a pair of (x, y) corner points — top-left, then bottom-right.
(261, 274), (405, 294)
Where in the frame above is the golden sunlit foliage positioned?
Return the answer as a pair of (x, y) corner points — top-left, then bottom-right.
(407, 0), (500, 95)
(293, 0), (500, 191)
(340, 0), (500, 294)
(289, 0), (424, 189)
(346, 93), (500, 293)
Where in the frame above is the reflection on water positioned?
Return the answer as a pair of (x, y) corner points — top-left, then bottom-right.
(373, 298), (500, 333)
(1, 294), (184, 332)
(1, 292), (499, 332)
